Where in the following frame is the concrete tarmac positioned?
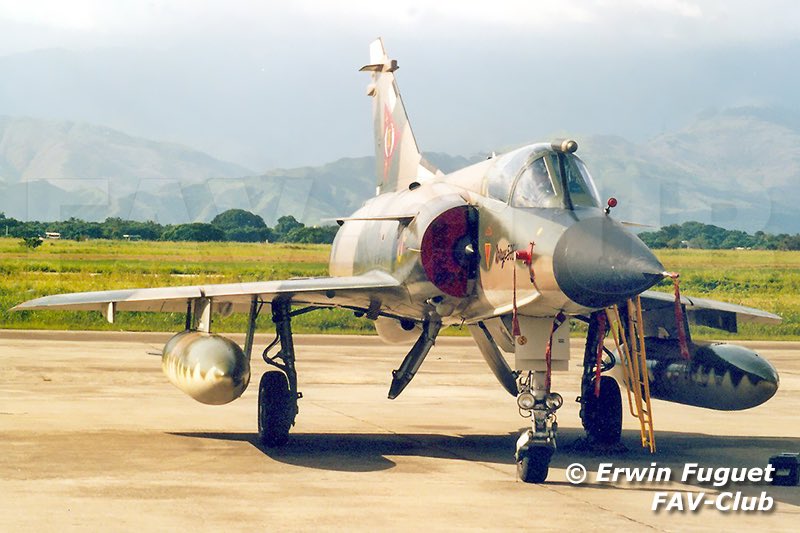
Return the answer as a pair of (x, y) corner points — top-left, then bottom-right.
(1, 330), (798, 532)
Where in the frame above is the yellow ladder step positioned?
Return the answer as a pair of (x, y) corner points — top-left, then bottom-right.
(605, 297), (656, 453)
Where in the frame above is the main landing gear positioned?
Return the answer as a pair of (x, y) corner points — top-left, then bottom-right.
(581, 376), (622, 445)
(258, 300), (302, 447)
(578, 311), (622, 447)
(515, 371), (564, 483)
(258, 371), (293, 446)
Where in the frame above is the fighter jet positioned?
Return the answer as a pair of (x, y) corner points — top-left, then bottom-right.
(14, 39), (781, 483)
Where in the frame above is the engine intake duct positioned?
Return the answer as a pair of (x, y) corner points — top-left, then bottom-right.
(420, 205), (478, 298)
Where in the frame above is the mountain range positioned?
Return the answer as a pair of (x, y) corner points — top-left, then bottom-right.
(1, 108), (798, 233)
(578, 107), (800, 233)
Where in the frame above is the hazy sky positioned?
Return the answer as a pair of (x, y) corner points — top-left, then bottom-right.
(1, 1), (799, 169)
(2, 1), (799, 49)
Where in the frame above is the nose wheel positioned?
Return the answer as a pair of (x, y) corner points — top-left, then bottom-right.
(516, 439), (555, 483)
(515, 371), (563, 483)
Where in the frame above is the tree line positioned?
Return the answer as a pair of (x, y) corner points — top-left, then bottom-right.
(638, 221), (800, 250)
(6, 212), (799, 250)
(0, 209), (339, 245)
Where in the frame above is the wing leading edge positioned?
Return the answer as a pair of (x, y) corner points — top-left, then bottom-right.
(13, 270), (405, 314)
(639, 289), (781, 333)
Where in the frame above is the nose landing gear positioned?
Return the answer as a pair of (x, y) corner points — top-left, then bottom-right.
(515, 371), (564, 483)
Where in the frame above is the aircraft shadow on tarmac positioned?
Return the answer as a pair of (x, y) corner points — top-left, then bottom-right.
(172, 428), (798, 505)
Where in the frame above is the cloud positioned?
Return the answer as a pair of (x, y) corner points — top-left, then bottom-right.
(1, 0), (799, 169)
(1, 0), (799, 50)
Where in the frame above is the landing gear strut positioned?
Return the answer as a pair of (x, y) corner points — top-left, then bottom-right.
(515, 371), (563, 483)
(258, 300), (302, 447)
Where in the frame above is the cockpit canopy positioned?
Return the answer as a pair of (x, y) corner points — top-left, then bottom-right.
(484, 144), (601, 209)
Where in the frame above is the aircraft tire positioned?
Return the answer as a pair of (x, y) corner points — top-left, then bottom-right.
(258, 371), (292, 447)
(517, 446), (553, 483)
(581, 375), (622, 445)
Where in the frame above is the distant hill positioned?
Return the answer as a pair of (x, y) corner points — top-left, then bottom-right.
(0, 116), (252, 223)
(1, 110), (799, 232)
(578, 107), (800, 233)
(0, 115), (486, 226)
(175, 153), (486, 226)
(177, 157), (378, 226)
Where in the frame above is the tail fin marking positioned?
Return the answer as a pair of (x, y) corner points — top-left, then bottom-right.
(361, 38), (438, 195)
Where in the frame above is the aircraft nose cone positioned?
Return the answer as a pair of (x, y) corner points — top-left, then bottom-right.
(553, 216), (665, 308)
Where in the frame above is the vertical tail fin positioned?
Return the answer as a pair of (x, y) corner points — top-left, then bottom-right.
(360, 38), (438, 195)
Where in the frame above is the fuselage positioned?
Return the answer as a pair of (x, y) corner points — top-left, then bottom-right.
(329, 142), (665, 325)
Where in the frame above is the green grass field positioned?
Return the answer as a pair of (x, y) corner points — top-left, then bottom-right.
(1, 238), (798, 339)
(651, 249), (800, 339)
(0, 238), (373, 334)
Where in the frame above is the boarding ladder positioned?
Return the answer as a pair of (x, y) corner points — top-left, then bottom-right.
(605, 296), (656, 453)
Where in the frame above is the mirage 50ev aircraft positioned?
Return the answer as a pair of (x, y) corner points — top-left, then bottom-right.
(15, 39), (781, 483)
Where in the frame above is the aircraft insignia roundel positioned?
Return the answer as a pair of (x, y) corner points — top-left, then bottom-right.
(383, 104), (396, 177)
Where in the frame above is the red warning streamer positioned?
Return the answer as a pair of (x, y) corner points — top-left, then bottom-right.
(512, 264), (521, 337)
(515, 241), (536, 284)
(512, 241), (537, 339)
(594, 312), (607, 398)
(666, 272), (691, 360)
